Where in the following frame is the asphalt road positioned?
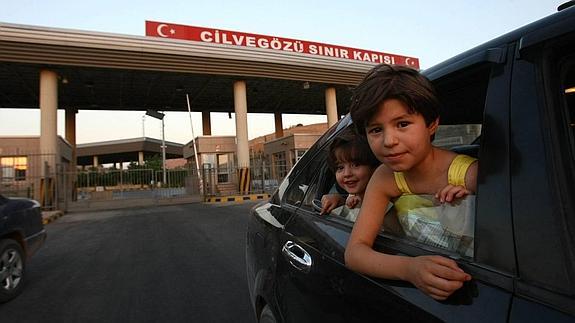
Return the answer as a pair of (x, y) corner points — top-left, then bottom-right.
(0, 202), (259, 323)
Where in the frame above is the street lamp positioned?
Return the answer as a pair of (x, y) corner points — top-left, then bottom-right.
(146, 109), (167, 186)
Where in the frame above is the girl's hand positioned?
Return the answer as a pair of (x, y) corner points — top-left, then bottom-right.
(404, 255), (471, 300)
(320, 194), (344, 215)
(435, 184), (470, 203)
(345, 194), (362, 209)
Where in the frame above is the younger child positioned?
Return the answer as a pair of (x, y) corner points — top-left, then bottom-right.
(346, 64), (477, 301)
(320, 127), (380, 221)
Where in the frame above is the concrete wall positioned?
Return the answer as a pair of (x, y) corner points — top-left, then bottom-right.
(0, 135), (71, 163)
(183, 136), (237, 158)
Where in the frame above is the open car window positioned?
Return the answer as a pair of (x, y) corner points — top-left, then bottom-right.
(303, 129), (479, 259)
(388, 194), (475, 257)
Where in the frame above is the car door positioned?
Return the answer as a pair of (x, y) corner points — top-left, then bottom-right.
(277, 125), (513, 323)
(507, 20), (575, 321)
(273, 137), (352, 322)
(278, 161), (446, 322)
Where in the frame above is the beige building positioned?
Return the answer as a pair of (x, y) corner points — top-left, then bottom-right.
(0, 136), (73, 207)
(183, 136), (237, 195)
(183, 123), (329, 194)
(261, 132), (324, 179)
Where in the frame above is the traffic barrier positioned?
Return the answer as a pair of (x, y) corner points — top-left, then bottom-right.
(238, 167), (250, 194)
(204, 193), (270, 203)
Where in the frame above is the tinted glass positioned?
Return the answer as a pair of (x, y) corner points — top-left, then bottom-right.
(284, 143), (328, 207)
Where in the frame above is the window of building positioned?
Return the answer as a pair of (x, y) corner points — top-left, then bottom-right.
(1, 156), (28, 182)
(217, 154), (229, 183)
(273, 151), (288, 179)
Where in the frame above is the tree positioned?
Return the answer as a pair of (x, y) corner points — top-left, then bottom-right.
(144, 154), (163, 171)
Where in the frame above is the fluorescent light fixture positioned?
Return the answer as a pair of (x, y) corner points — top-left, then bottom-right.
(565, 87), (575, 94)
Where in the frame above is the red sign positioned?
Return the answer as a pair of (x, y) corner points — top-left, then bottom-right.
(145, 21), (419, 69)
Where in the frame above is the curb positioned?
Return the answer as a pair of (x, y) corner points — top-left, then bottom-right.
(42, 210), (64, 225)
(204, 194), (270, 203)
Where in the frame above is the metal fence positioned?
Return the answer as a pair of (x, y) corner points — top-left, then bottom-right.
(1, 154), (290, 211)
(75, 168), (201, 201)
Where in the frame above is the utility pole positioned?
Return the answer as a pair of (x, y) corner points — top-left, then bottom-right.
(146, 109), (167, 186)
(161, 116), (166, 185)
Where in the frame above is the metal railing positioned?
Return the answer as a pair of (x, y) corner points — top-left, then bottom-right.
(1, 155), (292, 210)
(75, 168), (201, 200)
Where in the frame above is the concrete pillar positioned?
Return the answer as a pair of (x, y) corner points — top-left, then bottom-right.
(93, 156), (99, 168)
(202, 111), (211, 135)
(274, 112), (284, 138)
(65, 108), (77, 169)
(234, 81), (249, 168)
(325, 87), (338, 127)
(65, 108), (77, 201)
(138, 151), (144, 165)
(39, 70), (59, 174)
(234, 80), (250, 194)
(38, 70), (59, 208)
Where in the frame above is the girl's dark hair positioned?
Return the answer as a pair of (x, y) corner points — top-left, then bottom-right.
(327, 127), (380, 171)
(349, 64), (440, 135)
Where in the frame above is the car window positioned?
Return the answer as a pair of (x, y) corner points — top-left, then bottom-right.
(304, 137), (478, 259)
(283, 148), (327, 207)
(553, 48), (575, 254)
(279, 118), (349, 205)
(562, 56), (575, 161)
(389, 194), (475, 257)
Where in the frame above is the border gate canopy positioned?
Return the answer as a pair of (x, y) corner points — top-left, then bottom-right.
(0, 22), (418, 116)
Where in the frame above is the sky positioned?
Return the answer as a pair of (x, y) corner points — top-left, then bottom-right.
(0, 0), (567, 144)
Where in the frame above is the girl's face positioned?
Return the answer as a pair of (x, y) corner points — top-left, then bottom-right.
(334, 155), (375, 197)
(365, 99), (438, 172)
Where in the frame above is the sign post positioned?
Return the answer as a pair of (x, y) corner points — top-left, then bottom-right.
(145, 109), (167, 186)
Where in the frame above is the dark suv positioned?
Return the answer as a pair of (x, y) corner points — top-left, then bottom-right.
(246, 3), (575, 322)
(0, 195), (46, 302)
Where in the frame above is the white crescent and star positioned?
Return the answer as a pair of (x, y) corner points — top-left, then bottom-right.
(156, 24), (176, 38)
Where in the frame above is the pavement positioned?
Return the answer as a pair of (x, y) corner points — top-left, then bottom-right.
(41, 193), (270, 225)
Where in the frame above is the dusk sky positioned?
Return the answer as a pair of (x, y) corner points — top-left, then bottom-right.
(0, 0), (566, 144)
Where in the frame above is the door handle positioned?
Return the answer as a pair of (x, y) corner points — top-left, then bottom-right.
(282, 241), (313, 273)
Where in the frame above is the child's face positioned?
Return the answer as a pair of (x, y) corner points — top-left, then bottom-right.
(365, 99), (438, 172)
(334, 156), (374, 196)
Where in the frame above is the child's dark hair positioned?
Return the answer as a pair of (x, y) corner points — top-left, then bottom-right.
(327, 127), (380, 172)
(349, 64), (440, 136)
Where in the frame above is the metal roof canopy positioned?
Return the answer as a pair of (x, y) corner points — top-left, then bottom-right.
(76, 137), (183, 166)
(0, 22), (376, 115)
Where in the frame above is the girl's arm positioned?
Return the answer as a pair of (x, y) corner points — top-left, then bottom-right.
(465, 160), (478, 192)
(345, 165), (471, 300)
(435, 160), (478, 203)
